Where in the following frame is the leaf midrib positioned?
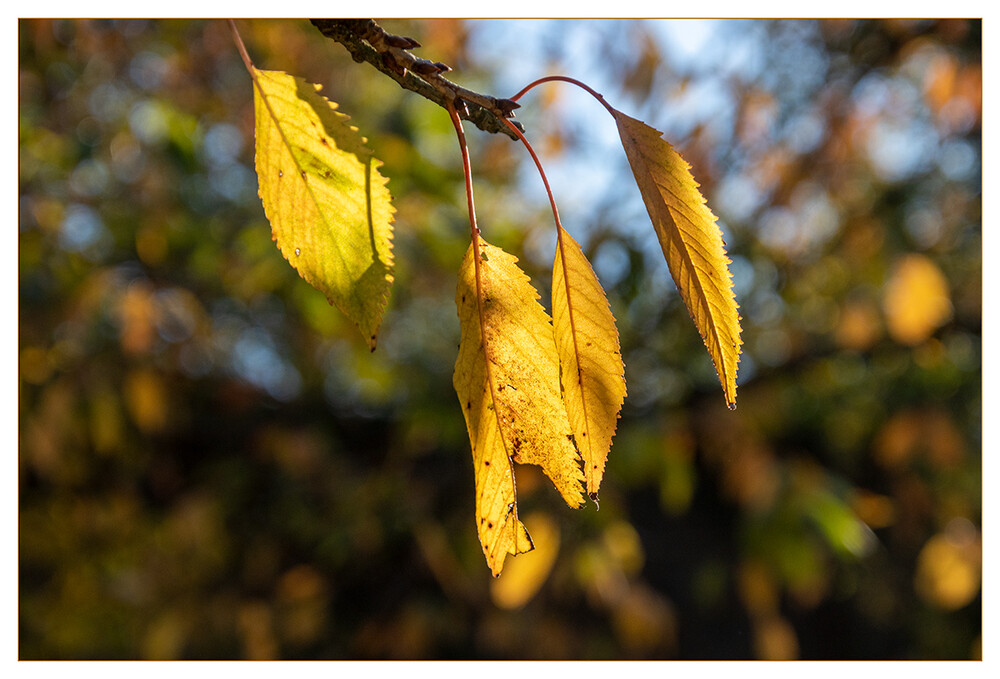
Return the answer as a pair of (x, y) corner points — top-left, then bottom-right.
(620, 124), (737, 399)
(254, 69), (340, 264)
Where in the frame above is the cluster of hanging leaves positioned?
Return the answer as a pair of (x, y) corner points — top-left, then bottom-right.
(242, 29), (741, 576)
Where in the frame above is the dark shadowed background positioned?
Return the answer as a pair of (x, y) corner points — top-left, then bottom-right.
(19, 18), (981, 659)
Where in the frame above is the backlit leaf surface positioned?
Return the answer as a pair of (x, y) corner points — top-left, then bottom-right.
(612, 108), (742, 407)
(253, 68), (394, 350)
(552, 227), (626, 499)
(454, 239), (584, 575)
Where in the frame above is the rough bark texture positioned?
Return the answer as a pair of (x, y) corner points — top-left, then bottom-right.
(311, 19), (523, 139)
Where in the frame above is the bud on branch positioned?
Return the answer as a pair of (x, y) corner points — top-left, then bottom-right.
(311, 19), (523, 139)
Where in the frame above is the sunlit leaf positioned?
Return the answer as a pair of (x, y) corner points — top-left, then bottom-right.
(915, 529), (981, 611)
(612, 108), (742, 408)
(454, 239), (584, 575)
(883, 253), (952, 346)
(253, 68), (394, 350)
(552, 226), (626, 499)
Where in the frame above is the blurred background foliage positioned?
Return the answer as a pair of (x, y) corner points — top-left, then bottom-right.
(18, 18), (981, 659)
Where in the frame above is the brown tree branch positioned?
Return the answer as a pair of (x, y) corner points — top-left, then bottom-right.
(310, 19), (522, 140)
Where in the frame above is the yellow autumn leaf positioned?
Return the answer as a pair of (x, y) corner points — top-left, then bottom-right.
(552, 226), (626, 499)
(454, 238), (584, 575)
(253, 68), (394, 350)
(612, 108), (742, 408)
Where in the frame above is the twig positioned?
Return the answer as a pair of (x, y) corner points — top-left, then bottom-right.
(310, 19), (523, 140)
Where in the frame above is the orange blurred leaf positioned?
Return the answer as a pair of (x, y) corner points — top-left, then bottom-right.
(119, 280), (159, 355)
(883, 254), (952, 345)
(753, 614), (799, 660)
(874, 408), (966, 471)
(835, 299), (883, 351)
(738, 560), (779, 615)
(124, 369), (170, 434)
(489, 512), (560, 609)
(915, 524), (981, 610)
